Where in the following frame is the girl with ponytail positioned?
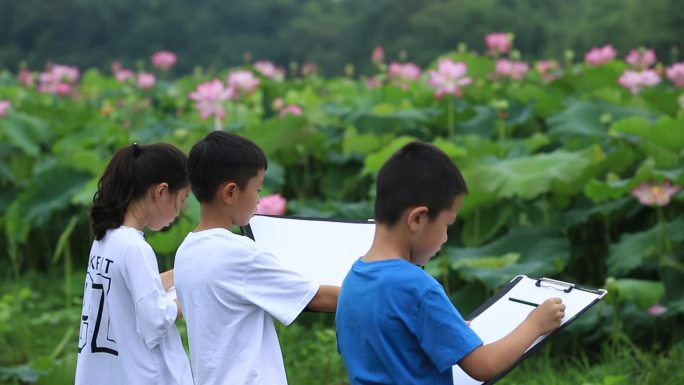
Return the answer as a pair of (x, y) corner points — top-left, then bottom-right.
(75, 142), (193, 385)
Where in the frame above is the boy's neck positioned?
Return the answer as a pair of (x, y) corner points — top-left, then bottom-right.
(362, 224), (412, 263)
(194, 202), (234, 232)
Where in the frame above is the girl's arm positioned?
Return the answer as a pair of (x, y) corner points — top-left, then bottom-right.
(160, 269), (174, 291)
(160, 270), (182, 318)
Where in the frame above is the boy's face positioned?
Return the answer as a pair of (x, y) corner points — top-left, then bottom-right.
(232, 169), (265, 226)
(411, 195), (461, 266)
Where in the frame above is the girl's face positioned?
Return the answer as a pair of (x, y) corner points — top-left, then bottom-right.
(149, 184), (191, 231)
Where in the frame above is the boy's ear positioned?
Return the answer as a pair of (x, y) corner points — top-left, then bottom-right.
(219, 181), (238, 204)
(406, 206), (428, 233)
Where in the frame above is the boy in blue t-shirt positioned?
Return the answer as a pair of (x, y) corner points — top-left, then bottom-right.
(336, 141), (566, 384)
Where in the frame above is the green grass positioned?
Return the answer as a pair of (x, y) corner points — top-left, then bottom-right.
(278, 315), (684, 385)
(1, 271), (682, 385)
(499, 336), (684, 385)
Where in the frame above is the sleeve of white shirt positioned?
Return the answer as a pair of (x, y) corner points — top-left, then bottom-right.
(243, 250), (318, 326)
(122, 243), (178, 349)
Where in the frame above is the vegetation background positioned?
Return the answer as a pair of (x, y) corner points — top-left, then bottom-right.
(1, 0), (683, 384)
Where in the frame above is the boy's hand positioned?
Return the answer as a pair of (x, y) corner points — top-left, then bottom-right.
(527, 298), (565, 335)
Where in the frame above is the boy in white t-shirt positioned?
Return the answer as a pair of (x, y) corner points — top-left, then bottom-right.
(174, 131), (339, 385)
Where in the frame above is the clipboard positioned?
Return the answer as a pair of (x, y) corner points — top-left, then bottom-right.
(240, 214), (375, 286)
(452, 275), (607, 385)
(241, 215), (607, 385)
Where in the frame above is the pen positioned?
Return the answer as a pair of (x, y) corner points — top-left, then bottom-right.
(508, 297), (539, 307)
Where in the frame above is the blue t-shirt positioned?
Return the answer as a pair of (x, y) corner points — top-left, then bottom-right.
(336, 258), (482, 385)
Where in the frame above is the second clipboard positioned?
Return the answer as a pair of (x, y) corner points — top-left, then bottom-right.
(451, 275), (607, 385)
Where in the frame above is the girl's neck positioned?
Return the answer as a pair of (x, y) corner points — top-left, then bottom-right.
(122, 201), (147, 231)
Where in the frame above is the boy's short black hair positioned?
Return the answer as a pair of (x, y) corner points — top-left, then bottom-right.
(188, 131), (268, 203)
(374, 141), (468, 226)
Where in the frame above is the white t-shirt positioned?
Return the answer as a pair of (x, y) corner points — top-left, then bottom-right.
(174, 228), (318, 385)
(75, 226), (193, 385)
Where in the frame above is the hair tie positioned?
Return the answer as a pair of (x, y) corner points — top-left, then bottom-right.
(132, 142), (142, 157)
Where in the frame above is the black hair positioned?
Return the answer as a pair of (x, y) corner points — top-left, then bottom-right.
(374, 141), (468, 226)
(90, 143), (189, 240)
(187, 131), (268, 203)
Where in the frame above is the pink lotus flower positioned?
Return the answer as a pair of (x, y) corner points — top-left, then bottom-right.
(0, 100), (11, 117)
(618, 69), (661, 95)
(115, 69), (134, 82)
(365, 76), (383, 89)
(254, 61), (285, 80)
(55, 83), (72, 96)
(272, 97), (284, 111)
(388, 62), (421, 89)
(151, 51), (177, 71)
(51, 64), (80, 83)
(535, 60), (560, 82)
(485, 32), (513, 55)
(227, 70), (260, 96)
(631, 180), (681, 207)
(189, 79), (235, 120)
(625, 48), (656, 70)
(137, 72), (156, 90)
(647, 304), (667, 316)
(427, 59), (472, 98)
(301, 62), (318, 76)
(495, 59), (529, 80)
(38, 64), (80, 95)
(666, 62), (684, 87)
(279, 105), (302, 118)
(18, 69), (33, 87)
(584, 45), (617, 66)
(255, 193), (287, 216)
(371, 46), (385, 65)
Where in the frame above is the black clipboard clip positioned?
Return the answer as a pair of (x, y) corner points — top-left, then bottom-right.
(239, 225), (255, 240)
(535, 277), (574, 293)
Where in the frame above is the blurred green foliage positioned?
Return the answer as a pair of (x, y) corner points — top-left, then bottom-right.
(1, 0), (683, 75)
(0, 32), (683, 384)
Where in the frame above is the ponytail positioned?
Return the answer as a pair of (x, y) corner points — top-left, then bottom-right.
(90, 143), (188, 240)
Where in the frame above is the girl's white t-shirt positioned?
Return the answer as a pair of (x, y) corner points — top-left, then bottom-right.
(75, 227), (193, 385)
(174, 228), (318, 385)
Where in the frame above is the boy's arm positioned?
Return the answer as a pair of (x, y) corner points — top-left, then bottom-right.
(458, 298), (565, 381)
(306, 285), (340, 312)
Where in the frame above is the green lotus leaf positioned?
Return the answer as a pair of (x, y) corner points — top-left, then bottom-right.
(611, 115), (684, 168)
(0, 112), (51, 157)
(605, 278), (664, 309)
(362, 136), (417, 175)
(584, 178), (633, 203)
(607, 218), (684, 275)
(469, 149), (594, 199)
(548, 99), (655, 142)
(448, 227), (570, 289)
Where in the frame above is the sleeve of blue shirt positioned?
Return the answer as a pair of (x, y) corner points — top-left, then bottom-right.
(416, 284), (484, 373)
